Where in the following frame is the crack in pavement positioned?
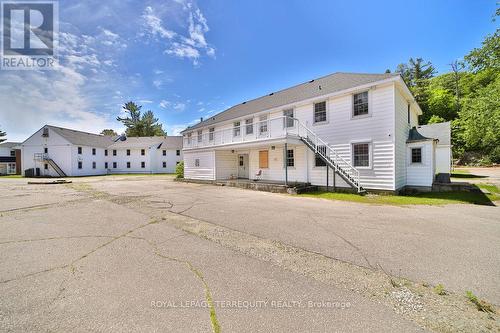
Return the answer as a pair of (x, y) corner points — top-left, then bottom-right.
(0, 235), (116, 245)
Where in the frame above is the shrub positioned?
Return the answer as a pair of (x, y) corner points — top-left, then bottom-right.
(433, 284), (446, 295)
(175, 161), (184, 178)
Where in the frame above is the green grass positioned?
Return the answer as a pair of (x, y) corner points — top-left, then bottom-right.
(0, 174), (23, 178)
(105, 173), (175, 177)
(300, 189), (499, 206)
(465, 290), (495, 313)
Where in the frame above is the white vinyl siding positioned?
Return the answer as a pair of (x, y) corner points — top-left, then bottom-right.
(184, 150), (215, 180)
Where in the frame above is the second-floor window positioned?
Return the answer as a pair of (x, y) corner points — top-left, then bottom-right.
(283, 109), (294, 128)
(209, 127), (215, 141)
(187, 133), (192, 144)
(44, 147), (48, 154)
(176, 150), (180, 156)
(92, 148), (96, 155)
(314, 101), (327, 123)
(127, 149), (130, 156)
(105, 149), (108, 156)
(78, 147), (82, 154)
(10, 150), (15, 157)
(141, 149), (145, 156)
(113, 150), (117, 156)
(259, 115), (268, 135)
(163, 150), (166, 156)
(353, 91), (369, 117)
(233, 121), (241, 137)
(197, 130), (203, 142)
(245, 118), (253, 135)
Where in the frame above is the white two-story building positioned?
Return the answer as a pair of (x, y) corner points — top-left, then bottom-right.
(20, 125), (183, 177)
(181, 72), (450, 193)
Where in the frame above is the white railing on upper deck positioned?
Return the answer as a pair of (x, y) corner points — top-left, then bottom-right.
(183, 116), (298, 149)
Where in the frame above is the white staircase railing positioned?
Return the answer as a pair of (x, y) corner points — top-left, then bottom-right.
(292, 118), (362, 193)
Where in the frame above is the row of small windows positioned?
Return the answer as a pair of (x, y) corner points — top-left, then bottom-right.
(189, 92), (369, 140)
(76, 161), (177, 169)
(75, 148), (180, 156)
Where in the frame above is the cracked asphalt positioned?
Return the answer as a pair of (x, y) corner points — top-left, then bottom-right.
(0, 175), (498, 332)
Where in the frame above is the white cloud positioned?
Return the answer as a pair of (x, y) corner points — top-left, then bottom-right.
(140, 1), (215, 65)
(159, 100), (171, 108)
(141, 6), (176, 40)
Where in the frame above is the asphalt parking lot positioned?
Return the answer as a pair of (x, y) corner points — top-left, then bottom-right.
(0, 175), (498, 332)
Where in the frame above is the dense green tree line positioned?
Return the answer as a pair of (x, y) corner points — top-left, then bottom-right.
(393, 24), (499, 164)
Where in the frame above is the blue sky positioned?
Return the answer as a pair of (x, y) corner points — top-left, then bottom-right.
(0, 0), (497, 141)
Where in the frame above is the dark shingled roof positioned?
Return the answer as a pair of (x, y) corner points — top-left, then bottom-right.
(48, 126), (116, 148)
(182, 72), (400, 133)
(407, 127), (436, 143)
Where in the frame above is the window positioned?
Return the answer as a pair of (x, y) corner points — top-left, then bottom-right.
(353, 91), (369, 117)
(163, 161), (167, 168)
(113, 150), (117, 156)
(176, 150), (180, 156)
(105, 149), (108, 156)
(141, 161), (145, 168)
(105, 162), (108, 169)
(44, 147), (48, 154)
(127, 149), (130, 156)
(127, 162), (131, 168)
(7, 163), (16, 174)
(92, 148), (96, 155)
(9, 150), (15, 157)
(411, 148), (422, 164)
(78, 147), (82, 154)
(42, 128), (49, 137)
(283, 109), (294, 128)
(233, 121), (241, 137)
(197, 130), (203, 142)
(209, 127), (215, 141)
(315, 145), (327, 167)
(187, 133), (192, 144)
(44, 163), (48, 170)
(285, 149), (295, 167)
(407, 103), (411, 124)
(141, 149), (145, 156)
(245, 118), (253, 135)
(113, 162), (117, 168)
(314, 101), (327, 123)
(195, 159), (200, 167)
(259, 115), (268, 135)
(162, 150), (166, 156)
(259, 150), (269, 169)
(176, 161), (180, 165)
(353, 143), (370, 167)
(78, 161), (82, 169)
(92, 161), (96, 169)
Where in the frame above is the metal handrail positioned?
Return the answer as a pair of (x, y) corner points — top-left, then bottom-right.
(293, 118), (361, 192)
(34, 153), (49, 161)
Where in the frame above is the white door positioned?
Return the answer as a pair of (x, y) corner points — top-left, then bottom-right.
(238, 154), (249, 178)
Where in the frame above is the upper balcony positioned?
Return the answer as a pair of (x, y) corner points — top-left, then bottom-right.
(183, 116), (302, 150)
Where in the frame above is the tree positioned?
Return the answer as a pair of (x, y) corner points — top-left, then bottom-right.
(464, 29), (499, 73)
(427, 115), (446, 124)
(117, 101), (166, 137)
(396, 58), (436, 123)
(101, 129), (118, 136)
(0, 128), (5, 143)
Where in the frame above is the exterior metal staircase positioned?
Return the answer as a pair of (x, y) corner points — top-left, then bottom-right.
(34, 153), (67, 177)
(292, 119), (365, 193)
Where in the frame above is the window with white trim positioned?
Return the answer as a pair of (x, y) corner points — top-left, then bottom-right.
(233, 121), (241, 137)
(197, 130), (203, 142)
(314, 101), (327, 123)
(285, 149), (294, 167)
(353, 143), (370, 167)
(411, 148), (422, 164)
(283, 109), (294, 128)
(209, 127), (215, 141)
(163, 161), (167, 168)
(353, 91), (369, 116)
(245, 118), (253, 134)
(259, 115), (268, 135)
(195, 158), (200, 167)
(187, 133), (192, 144)
(10, 150), (15, 157)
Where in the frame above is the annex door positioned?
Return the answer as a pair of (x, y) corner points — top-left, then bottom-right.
(237, 154), (249, 178)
